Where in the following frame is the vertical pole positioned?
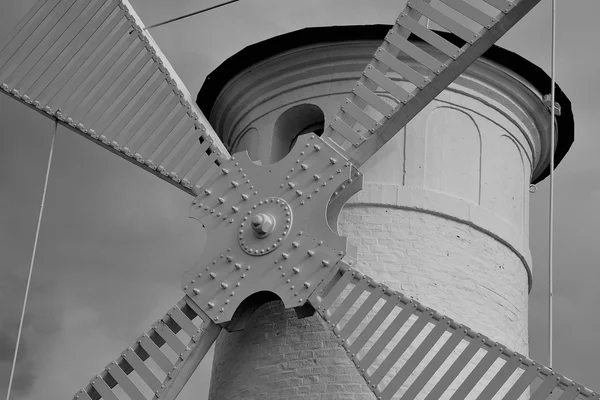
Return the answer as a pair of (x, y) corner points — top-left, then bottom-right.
(548, 0), (557, 371)
(5, 120), (57, 400)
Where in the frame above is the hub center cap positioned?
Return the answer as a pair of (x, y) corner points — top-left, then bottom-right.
(238, 197), (292, 256)
(251, 213), (275, 237)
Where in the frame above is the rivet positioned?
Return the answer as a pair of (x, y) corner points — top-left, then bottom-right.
(293, 267), (300, 274)
(225, 299), (230, 304)
(307, 250), (314, 257)
(221, 282), (228, 289)
(218, 197), (225, 204)
(230, 291), (235, 296)
(222, 168), (229, 174)
(322, 182), (327, 187)
(282, 253), (289, 259)
(304, 282), (311, 288)
(241, 274), (246, 278)
(184, 286), (188, 290)
(329, 157), (337, 164)
(220, 308), (224, 313)
(300, 151), (305, 155)
(292, 242), (299, 248)
(314, 144), (320, 151)
(226, 255), (234, 262)
(288, 182), (295, 189)
(231, 206), (238, 213)
(301, 164), (308, 170)
(235, 263), (242, 270)
(207, 302), (214, 308)
(210, 272), (217, 279)
(318, 241), (323, 245)
(198, 273), (202, 277)
(291, 286), (295, 290)
(315, 188), (319, 193)
(246, 265), (251, 270)
(322, 260), (330, 267)
(193, 288), (200, 295)
(242, 193), (249, 200)
(296, 190), (303, 196)
(282, 272), (286, 277)
(236, 282), (241, 287)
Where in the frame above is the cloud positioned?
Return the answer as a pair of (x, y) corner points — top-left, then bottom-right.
(0, 270), (61, 399)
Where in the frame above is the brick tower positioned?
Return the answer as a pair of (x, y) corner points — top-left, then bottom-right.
(196, 25), (573, 400)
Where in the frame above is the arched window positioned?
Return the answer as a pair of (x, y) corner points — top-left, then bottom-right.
(271, 104), (324, 163)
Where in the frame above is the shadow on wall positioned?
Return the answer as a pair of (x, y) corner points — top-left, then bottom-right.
(270, 104), (324, 163)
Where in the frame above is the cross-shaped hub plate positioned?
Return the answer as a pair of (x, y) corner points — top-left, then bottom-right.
(183, 134), (362, 323)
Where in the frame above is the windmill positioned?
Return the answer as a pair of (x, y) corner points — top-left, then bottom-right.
(0, 0), (594, 400)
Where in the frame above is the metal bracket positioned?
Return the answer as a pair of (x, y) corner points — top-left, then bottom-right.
(543, 94), (562, 116)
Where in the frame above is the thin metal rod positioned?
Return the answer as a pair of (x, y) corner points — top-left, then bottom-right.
(548, 0), (557, 370)
(144, 0), (241, 31)
(5, 121), (57, 400)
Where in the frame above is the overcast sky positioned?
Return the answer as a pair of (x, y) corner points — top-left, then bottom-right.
(1, 0), (599, 399)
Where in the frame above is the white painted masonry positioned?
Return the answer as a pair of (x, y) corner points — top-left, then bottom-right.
(204, 31), (554, 400)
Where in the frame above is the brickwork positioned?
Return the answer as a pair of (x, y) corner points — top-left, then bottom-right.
(339, 205), (529, 354)
(208, 301), (376, 400)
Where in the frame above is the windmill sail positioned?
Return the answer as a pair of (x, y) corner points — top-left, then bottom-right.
(72, 296), (220, 400)
(0, 0), (230, 195)
(309, 264), (598, 400)
(322, 0), (544, 168)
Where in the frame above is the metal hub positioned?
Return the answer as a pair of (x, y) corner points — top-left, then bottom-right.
(184, 134), (362, 323)
(239, 197), (292, 255)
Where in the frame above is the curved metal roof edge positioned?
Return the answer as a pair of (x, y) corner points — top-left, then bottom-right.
(197, 24), (574, 184)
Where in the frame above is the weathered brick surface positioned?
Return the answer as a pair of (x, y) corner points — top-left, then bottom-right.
(208, 301), (376, 400)
(339, 205), (529, 354)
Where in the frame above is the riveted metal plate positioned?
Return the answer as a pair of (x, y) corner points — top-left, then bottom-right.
(184, 134), (362, 323)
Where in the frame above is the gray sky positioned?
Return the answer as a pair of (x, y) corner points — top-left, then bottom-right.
(1, 0), (599, 399)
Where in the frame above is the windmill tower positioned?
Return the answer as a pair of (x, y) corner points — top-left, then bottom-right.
(197, 25), (573, 399)
(1, 1), (595, 400)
